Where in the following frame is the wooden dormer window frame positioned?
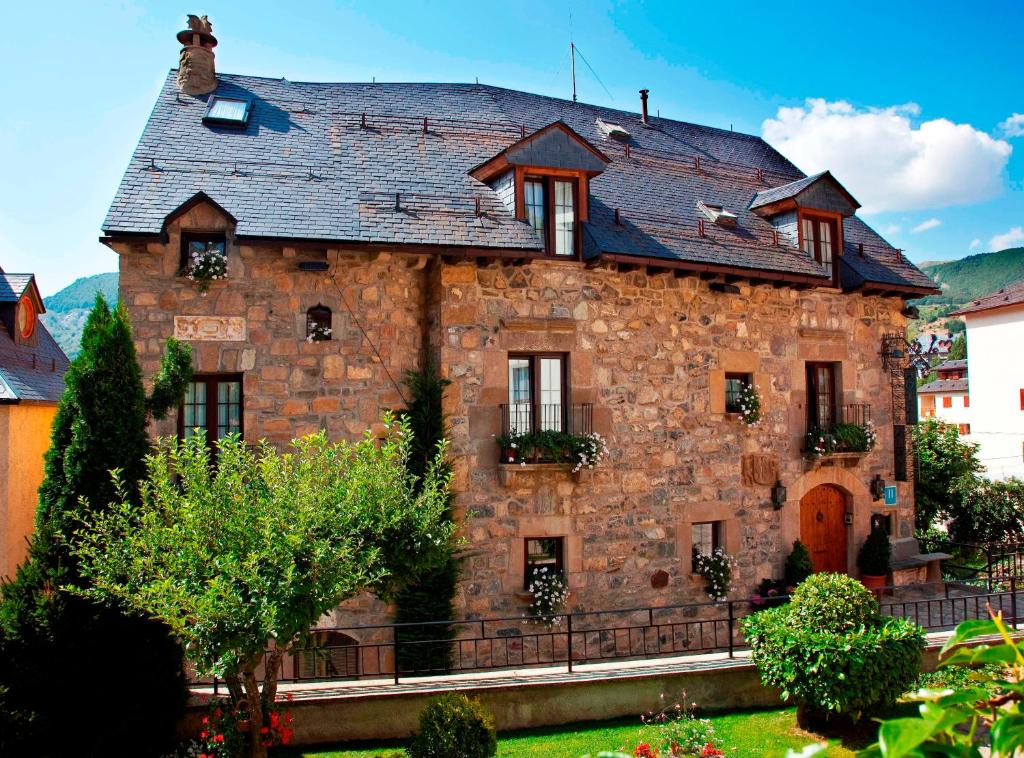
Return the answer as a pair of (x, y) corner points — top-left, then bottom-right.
(516, 170), (585, 258)
(798, 210), (842, 287)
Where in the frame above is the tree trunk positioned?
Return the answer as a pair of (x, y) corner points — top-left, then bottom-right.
(241, 663), (267, 758)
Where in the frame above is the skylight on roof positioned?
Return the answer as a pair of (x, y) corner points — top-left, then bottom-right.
(596, 118), (630, 142)
(203, 96), (252, 127)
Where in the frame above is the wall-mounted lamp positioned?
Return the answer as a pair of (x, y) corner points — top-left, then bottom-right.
(870, 473), (886, 501)
(771, 480), (787, 510)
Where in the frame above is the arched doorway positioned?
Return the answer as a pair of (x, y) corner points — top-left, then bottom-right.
(799, 484), (848, 574)
(295, 631), (360, 679)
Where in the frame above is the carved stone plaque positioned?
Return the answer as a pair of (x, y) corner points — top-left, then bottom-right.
(741, 453), (779, 486)
(174, 316), (247, 342)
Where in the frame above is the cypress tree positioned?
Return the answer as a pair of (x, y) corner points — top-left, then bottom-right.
(0, 294), (193, 756)
(394, 357), (462, 674)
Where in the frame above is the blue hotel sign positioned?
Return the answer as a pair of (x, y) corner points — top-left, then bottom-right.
(884, 485), (898, 506)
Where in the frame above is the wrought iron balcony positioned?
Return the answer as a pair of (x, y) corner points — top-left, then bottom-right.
(840, 403), (872, 427)
(499, 403), (593, 437)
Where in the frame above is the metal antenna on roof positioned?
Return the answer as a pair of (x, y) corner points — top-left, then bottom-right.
(570, 42), (577, 102)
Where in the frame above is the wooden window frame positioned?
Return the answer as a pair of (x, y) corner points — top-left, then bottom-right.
(724, 372), (752, 414)
(177, 373), (244, 442)
(958, 423), (971, 436)
(515, 169), (585, 260)
(690, 521), (722, 572)
(507, 353), (570, 433)
(942, 396), (953, 409)
(179, 231), (227, 274)
(797, 210), (842, 287)
(524, 536), (565, 590)
(806, 362), (838, 431)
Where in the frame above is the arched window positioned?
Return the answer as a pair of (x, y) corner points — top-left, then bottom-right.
(296, 631), (359, 679)
(306, 305), (332, 342)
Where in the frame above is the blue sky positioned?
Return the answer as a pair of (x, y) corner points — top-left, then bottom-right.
(2, 1), (1022, 295)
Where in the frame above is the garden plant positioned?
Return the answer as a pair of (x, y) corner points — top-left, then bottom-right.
(69, 417), (456, 758)
(408, 693), (497, 758)
(743, 573), (924, 730)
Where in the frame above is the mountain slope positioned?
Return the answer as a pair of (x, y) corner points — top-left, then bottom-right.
(40, 272), (119, 357)
(917, 248), (1024, 304)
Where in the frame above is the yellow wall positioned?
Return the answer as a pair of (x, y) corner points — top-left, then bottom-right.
(0, 403), (56, 578)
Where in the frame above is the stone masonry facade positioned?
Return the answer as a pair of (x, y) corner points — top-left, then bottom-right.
(115, 199), (914, 627)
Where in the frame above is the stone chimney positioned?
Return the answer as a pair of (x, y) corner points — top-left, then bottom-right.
(176, 14), (218, 96)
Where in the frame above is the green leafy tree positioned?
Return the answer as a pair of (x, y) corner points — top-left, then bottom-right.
(70, 420), (455, 758)
(948, 333), (967, 360)
(0, 294), (192, 756)
(911, 419), (983, 533)
(394, 358), (461, 674)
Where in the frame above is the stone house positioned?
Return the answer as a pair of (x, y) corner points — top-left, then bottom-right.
(101, 19), (938, 626)
(0, 266), (69, 578)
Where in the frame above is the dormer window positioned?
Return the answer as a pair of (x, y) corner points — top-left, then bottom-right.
(524, 176), (577, 256)
(799, 212), (839, 284)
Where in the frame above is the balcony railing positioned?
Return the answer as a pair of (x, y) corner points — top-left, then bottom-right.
(499, 403), (593, 437)
(840, 403), (872, 427)
(804, 403), (875, 458)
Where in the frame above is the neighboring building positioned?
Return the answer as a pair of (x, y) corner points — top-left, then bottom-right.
(0, 266), (69, 578)
(952, 280), (1024, 480)
(918, 359), (971, 436)
(100, 19), (937, 626)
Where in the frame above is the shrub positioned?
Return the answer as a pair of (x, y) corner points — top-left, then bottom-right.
(742, 574), (924, 724)
(527, 568), (569, 626)
(783, 541), (813, 587)
(693, 547), (735, 601)
(408, 693), (497, 758)
(856, 525), (891, 577)
(788, 573), (880, 632)
(641, 694), (715, 756)
(948, 477), (1024, 544)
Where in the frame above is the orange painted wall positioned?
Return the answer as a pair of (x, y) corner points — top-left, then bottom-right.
(0, 403), (55, 578)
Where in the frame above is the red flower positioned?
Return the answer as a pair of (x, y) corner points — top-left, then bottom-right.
(213, 707), (223, 720)
(270, 711), (280, 728)
(201, 716), (209, 725)
(281, 727), (294, 744)
(701, 744), (725, 757)
(634, 744), (659, 758)
(199, 730), (209, 740)
(260, 726), (270, 735)
(284, 711), (294, 725)
(285, 692), (294, 701)
(213, 734), (224, 743)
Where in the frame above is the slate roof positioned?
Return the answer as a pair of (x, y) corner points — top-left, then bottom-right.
(103, 72), (935, 292)
(748, 172), (827, 209)
(0, 276), (68, 403)
(952, 279), (1024, 316)
(918, 378), (968, 394)
(935, 359), (967, 373)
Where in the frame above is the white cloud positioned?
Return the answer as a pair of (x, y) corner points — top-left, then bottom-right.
(882, 223), (902, 235)
(969, 238), (981, 250)
(762, 99), (1012, 213)
(912, 218), (942, 233)
(990, 227), (1024, 251)
(1000, 113), (1024, 138)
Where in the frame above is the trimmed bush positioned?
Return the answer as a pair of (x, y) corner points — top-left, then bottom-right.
(742, 573), (924, 725)
(856, 525), (891, 577)
(788, 573), (880, 632)
(783, 541), (813, 587)
(408, 693), (497, 758)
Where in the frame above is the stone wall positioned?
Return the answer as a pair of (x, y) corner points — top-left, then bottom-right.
(115, 200), (915, 631)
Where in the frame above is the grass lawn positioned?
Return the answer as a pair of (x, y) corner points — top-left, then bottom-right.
(283, 707), (859, 757)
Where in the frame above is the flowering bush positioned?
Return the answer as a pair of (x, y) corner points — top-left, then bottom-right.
(190, 698), (295, 756)
(634, 744), (660, 758)
(495, 430), (609, 473)
(736, 383), (761, 426)
(526, 567), (569, 626)
(805, 422), (876, 458)
(700, 745), (724, 757)
(185, 246), (227, 292)
(306, 322), (332, 342)
(641, 694), (716, 756)
(692, 547), (734, 601)
(803, 428), (836, 458)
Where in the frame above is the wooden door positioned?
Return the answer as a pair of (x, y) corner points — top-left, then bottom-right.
(800, 485), (847, 574)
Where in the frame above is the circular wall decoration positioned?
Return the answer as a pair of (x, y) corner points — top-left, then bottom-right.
(16, 296), (36, 339)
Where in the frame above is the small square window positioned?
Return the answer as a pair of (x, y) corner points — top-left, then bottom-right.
(870, 513), (892, 535)
(958, 423), (971, 436)
(942, 396), (953, 408)
(963, 395), (970, 408)
(724, 373), (751, 414)
(203, 96), (252, 126)
(691, 521), (722, 572)
(179, 232), (226, 273)
(524, 537), (564, 590)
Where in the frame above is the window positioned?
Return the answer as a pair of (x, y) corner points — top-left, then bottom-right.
(203, 96), (252, 127)
(306, 305), (332, 342)
(942, 396), (953, 409)
(958, 423), (971, 435)
(179, 232), (226, 273)
(724, 373), (752, 414)
(523, 176), (577, 256)
(16, 295), (35, 340)
(178, 374), (243, 442)
(964, 395), (970, 408)
(806, 362), (837, 430)
(691, 521), (722, 571)
(507, 354), (567, 434)
(800, 213), (839, 283)
(524, 537), (564, 590)
(1020, 389), (1024, 411)
(870, 513), (892, 535)
(296, 632), (359, 679)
